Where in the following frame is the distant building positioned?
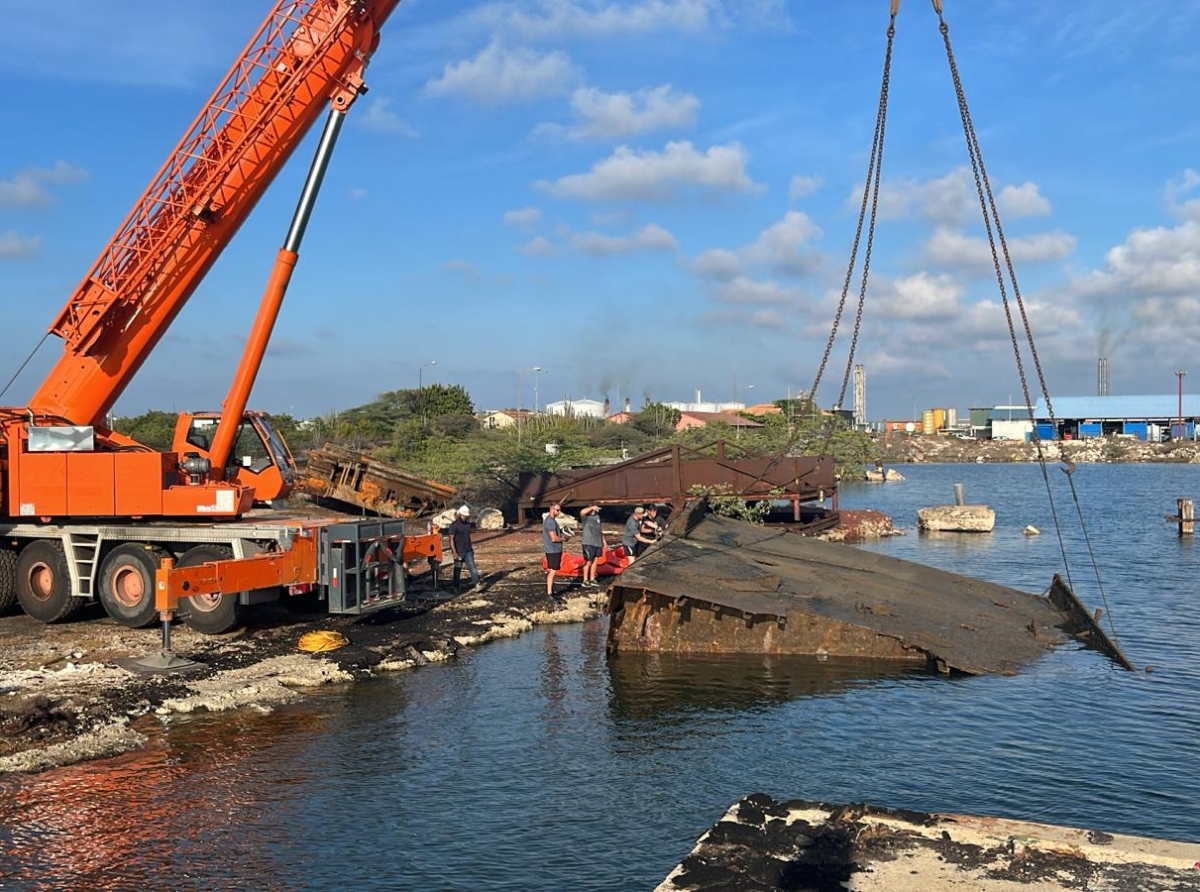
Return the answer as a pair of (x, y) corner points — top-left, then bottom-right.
(544, 398), (607, 419)
(675, 411), (764, 432)
(990, 406), (1034, 441)
(480, 409), (534, 429)
(1033, 395), (1199, 441)
(745, 402), (783, 415)
(664, 389), (748, 414)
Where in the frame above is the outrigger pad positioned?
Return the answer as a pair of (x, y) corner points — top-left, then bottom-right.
(116, 651), (205, 675)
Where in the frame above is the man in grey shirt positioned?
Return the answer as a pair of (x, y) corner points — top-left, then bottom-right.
(622, 506), (655, 563)
(579, 505), (605, 588)
(543, 502), (565, 598)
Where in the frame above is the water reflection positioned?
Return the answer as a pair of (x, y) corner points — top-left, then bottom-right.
(607, 651), (932, 720)
(0, 706), (330, 891)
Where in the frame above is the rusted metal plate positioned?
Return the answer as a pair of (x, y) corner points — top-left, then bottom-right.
(607, 501), (1131, 675)
(518, 441), (835, 519)
(297, 444), (454, 518)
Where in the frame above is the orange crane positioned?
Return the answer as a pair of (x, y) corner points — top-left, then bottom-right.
(0, 1), (441, 648)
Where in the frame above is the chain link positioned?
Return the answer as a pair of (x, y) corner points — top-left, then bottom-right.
(810, 17), (896, 456)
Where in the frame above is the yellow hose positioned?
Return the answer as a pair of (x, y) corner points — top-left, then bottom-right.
(298, 630), (350, 653)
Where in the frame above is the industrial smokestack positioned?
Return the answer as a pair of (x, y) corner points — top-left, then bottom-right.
(624, 397), (631, 413)
(603, 396), (611, 415)
(1098, 357), (1109, 397)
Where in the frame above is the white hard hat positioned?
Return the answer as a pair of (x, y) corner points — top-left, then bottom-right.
(458, 505), (470, 516)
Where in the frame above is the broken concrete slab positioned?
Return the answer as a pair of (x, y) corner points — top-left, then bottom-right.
(918, 504), (996, 532)
(658, 794), (1200, 892)
(607, 502), (1131, 674)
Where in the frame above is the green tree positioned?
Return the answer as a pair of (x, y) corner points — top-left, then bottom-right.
(112, 410), (178, 450)
(631, 403), (680, 438)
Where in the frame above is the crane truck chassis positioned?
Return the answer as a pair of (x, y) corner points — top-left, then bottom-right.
(0, 516), (443, 635)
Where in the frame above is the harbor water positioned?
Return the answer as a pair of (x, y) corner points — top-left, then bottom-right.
(1, 462), (1198, 890)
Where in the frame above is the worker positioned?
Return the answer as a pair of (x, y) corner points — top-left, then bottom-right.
(448, 505), (480, 592)
(543, 503), (566, 599)
(579, 505), (606, 588)
(642, 504), (667, 542)
(622, 506), (657, 563)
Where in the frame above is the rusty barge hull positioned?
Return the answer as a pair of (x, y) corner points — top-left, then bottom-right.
(607, 506), (1131, 675)
(297, 444), (455, 518)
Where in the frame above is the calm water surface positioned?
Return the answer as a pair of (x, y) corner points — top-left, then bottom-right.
(1, 463), (1198, 890)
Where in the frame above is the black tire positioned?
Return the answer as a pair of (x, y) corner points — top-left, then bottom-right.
(175, 545), (242, 635)
(97, 543), (167, 629)
(0, 547), (17, 614)
(16, 540), (86, 623)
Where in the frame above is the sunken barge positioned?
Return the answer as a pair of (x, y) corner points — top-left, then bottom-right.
(607, 501), (1132, 675)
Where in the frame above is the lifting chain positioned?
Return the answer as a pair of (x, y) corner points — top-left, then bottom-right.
(809, 8), (898, 457)
(932, 0), (1118, 646)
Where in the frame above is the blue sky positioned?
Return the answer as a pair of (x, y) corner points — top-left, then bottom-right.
(2, 0), (1199, 422)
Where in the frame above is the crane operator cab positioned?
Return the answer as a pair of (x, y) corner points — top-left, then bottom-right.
(175, 411), (297, 504)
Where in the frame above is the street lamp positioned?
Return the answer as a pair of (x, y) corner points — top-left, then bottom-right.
(419, 359), (437, 426)
(530, 365), (546, 415)
(1177, 369), (1187, 442)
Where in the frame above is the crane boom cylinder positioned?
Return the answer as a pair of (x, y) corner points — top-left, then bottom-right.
(208, 107), (347, 472)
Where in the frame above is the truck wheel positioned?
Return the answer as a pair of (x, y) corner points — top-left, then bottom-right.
(98, 543), (167, 629)
(16, 540), (86, 623)
(175, 545), (241, 634)
(0, 547), (17, 614)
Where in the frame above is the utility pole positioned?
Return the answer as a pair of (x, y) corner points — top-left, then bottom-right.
(1177, 369), (1187, 442)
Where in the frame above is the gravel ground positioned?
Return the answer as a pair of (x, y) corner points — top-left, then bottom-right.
(0, 527), (603, 775)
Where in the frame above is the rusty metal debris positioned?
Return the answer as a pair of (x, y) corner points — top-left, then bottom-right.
(297, 444), (455, 518)
(517, 441), (836, 524)
(607, 500), (1133, 675)
(659, 794), (1200, 892)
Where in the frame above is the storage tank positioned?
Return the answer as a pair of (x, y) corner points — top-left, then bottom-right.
(946, 407), (958, 429)
(932, 408), (947, 431)
(921, 409), (936, 435)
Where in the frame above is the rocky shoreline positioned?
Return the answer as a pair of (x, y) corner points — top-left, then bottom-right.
(875, 434), (1200, 466)
(0, 527), (599, 775)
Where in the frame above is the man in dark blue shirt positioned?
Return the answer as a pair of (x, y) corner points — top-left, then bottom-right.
(448, 505), (480, 592)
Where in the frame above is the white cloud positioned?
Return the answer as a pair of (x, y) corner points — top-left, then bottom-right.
(713, 276), (799, 305)
(443, 259), (481, 278)
(690, 211), (822, 288)
(0, 161), (88, 210)
(859, 167), (974, 223)
(788, 174), (823, 201)
(926, 226), (1076, 269)
(425, 41), (579, 102)
(349, 187), (368, 201)
(542, 85), (699, 140)
(358, 98), (418, 137)
(537, 140), (759, 201)
(570, 223), (678, 256)
(1092, 221), (1200, 296)
(877, 272), (963, 320)
(504, 206), (543, 229)
(997, 182), (1051, 217)
(1166, 168), (1200, 222)
(520, 235), (557, 257)
(743, 211), (822, 277)
(464, 0), (791, 42)
(0, 231), (40, 259)
(497, 0), (719, 41)
(690, 248), (741, 281)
